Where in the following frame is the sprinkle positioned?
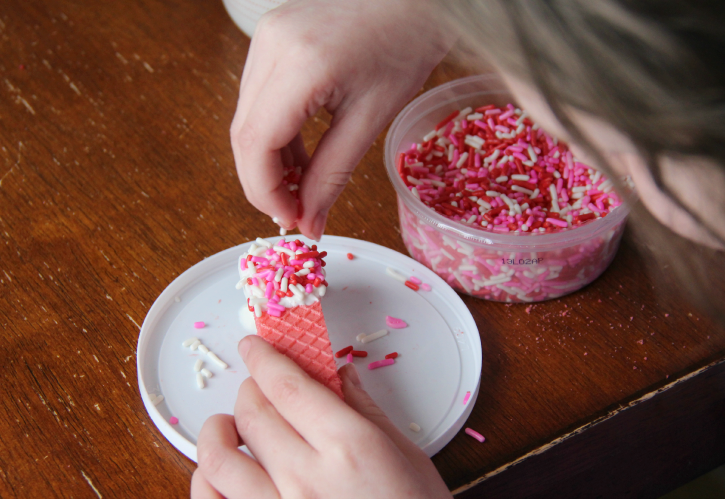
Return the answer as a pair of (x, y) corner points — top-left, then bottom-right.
(420, 283), (432, 292)
(169, 416), (179, 425)
(190, 340), (201, 351)
(196, 373), (205, 389)
(360, 329), (388, 344)
(351, 350), (368, 357)
(463, 391), (471, 404)
(198, 345), (210, 354)
(182, 338), (198, 348)
(346, 352), (353, 363)
(356, 333), (367, 342)
(201, 368), (213, 378)
(193, 321), (205, 329)
(385, 316), (407, 329)
(279, 227), (287, 236)
(465, 428), (485, 443)
(208, 352), (228, 369)
(404, 280), (420, 291)
(335, 346), (354, 358)
(409, 276), (422, 284)
(384, 352), (399, 360)
(194, 359), (203, 372)
(409, 423), (421, 432)
(368, 358), (395, 370)
(386, 267), (407, 283)
(346, 253), (354, 260)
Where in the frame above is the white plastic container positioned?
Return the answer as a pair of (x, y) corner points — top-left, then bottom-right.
(384, 75), (629, 303)
(221, 0), (286, 37)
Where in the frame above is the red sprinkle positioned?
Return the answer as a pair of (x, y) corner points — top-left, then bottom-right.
(351, 350), (368, 357)
(404, 280), (420, 291)
(346, 253), (354, 260)
(384, 352), (399, 360)
(335, 346), (354, 358)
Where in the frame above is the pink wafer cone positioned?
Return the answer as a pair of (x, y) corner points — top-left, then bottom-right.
(254, 301), (343, 399)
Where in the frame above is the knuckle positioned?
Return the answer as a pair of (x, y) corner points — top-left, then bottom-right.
(233, 121), (259, 154)
(196, 444), (228, 479)
(269, 372), (305, 404)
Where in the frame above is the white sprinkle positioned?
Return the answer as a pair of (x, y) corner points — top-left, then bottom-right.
(201, 368), (213, 378)
(521, 224), (529, 231)
(409, 423), (421, 432)
(255, 237), (272, 248)
(423, 130), (437, 142)
(530, 188), (540, 199)
(549, 184), (560, 212)
(281, 277), (289, 292)
(279, 227), (287, 236)
(196, 373), (205, 389)
(361, 329), (388, 344)
(511, 185), (534, 196)
(318, 285), (327, 297)
(495, 175), (508, 183)
(272, 217), (279, 223)
(198, 345), (209, 354)
(485, 190), (500, 197)
(148, 393), (157, 403)
(385, 267), (407, 283)
(182, 338), (198, 348)
(456, 152), (469, 168)
(235, 280), (244, 290)
(406, 175), (422, 186)
(194, 359), (203, 372)
(253, 303), (261, 318)
(153, 394), (164, 406)
(189, 340), (201, 351)
(208, 352), (228, 369)
(356, 333), (367, 342)
(511, 174), (530, 181)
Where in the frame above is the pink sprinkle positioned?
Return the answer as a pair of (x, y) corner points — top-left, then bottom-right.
(193, 321), (205, 329)
(169, 416), (179, 425)
(463, 391), (471, 405)
(267, 308), (282, 317)
(267, 302), (285, 312)
(420, 283), (431, 292)
(465, 428), (485, 443)
(368, 358), (395, 370)
(546, 217), (568, 228)
(385, 316), (408, 329)
(409, 276), (422, 285)
(346, 352), (353, 363)
(305, 283), (313, 293)
(240, 259), (247, 270)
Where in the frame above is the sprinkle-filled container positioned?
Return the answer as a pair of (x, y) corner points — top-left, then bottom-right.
(384, 75), (629, 303)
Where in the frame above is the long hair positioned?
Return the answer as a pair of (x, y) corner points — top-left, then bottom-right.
(439, 0), (725, 322)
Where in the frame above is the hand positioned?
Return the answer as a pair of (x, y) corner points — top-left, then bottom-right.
(230, 0), (455, 239)
(191, 335), (452, 498)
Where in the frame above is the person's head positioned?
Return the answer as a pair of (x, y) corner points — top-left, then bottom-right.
(438, 0), (725, 320)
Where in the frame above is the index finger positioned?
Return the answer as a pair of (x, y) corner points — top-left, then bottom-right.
(231, 63), (330, 230)
(238, 335), (375, 449)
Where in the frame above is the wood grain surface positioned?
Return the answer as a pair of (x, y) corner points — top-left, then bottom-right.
(1, 1), (723, 497)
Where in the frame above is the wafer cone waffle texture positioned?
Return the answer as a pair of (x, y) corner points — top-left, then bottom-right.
(254, 301), (343, 399)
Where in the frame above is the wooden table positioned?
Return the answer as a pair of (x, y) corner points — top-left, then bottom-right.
(2, 1), (724, 497)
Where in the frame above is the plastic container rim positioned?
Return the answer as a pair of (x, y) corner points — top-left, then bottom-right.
(384, 74), (630, 249)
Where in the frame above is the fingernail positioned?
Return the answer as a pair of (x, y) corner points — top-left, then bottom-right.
(239, 336), (252, 360)
(343, 364), (362, 388)
(312, 211), (327, 241)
